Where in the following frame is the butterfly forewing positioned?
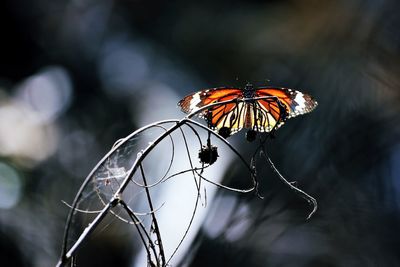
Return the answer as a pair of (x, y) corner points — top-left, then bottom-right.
(178, 88), (242, 113)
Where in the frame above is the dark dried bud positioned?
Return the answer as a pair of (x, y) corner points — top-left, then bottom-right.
(218, 127), (231, 138)
(246, 129), (257, 142)
(198, 145), (219, 165)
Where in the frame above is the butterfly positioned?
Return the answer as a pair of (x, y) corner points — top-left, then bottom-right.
(178, 83), (317, 140)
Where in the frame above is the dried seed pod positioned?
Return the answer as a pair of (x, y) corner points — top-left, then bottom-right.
(198, 145), (219, 165)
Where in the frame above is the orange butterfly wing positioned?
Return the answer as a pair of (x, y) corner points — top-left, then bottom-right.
(178, 88), (246, 132)
(239, 87), (317, 132)
(248, 97), (284, 132)
(256, 87), (318, 119)
(178, 88), (242, 113)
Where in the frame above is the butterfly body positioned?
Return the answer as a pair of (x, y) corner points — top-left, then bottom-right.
(178, 83), (317, 137)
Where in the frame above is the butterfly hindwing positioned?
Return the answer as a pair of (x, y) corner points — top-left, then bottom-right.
(251, 99), (284, 132)
(210, 101), (247, 134)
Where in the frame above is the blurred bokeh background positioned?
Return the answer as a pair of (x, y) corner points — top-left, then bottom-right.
(1, 0), (400, 266)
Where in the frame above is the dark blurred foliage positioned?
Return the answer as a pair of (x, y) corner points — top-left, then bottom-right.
(1, 0), (400, 266)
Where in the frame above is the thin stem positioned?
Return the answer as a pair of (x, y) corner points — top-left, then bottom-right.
(261, 149), (317, 219)
(139, 163), (166, 266)
(118, 200), (157, 265)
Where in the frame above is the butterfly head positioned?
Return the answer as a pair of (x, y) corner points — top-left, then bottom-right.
(244, 82), (254, 91)
(243, 83), (255, 98)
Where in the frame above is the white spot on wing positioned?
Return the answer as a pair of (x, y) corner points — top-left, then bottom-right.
(189, 92), (202, 111)
(294, 92), (307, 113)
(288, 90), (317, 118)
